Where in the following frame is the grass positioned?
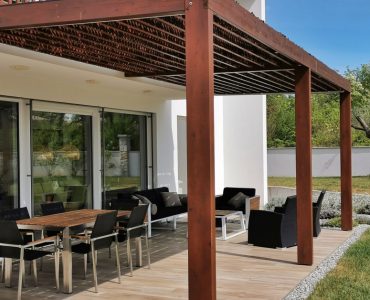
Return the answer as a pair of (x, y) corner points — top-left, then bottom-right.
(308, 229), (370, 299)
(269, 176), (370, 195)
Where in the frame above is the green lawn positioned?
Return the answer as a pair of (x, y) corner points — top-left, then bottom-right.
(309, 229), (370, 299)
(269, 176), (370, 195)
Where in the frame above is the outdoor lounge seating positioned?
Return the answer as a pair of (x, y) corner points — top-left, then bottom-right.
(313, 190), (326, 237)
(134, 187), (188, 238)
(274, 190), (326, 237)
(0, 220), (60, 300)
(216, 187), (260, 226)
(108, 187), (187, 238)
(248, 196), (297, 248)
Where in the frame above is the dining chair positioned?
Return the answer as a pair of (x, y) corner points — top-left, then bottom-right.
(70, 211), (120, 293)
(0, 207), (35, 281)
(117, 204), (150, 276)
(0, 220), (60, 300)
(40, 202), (65, 216)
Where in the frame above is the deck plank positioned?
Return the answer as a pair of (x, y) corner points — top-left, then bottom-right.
(0, 221), (352, 299)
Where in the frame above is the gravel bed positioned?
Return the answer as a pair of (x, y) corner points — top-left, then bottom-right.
(284, 225), (370, 300)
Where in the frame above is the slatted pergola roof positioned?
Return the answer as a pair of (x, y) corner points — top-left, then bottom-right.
(0, 1), (352, 300)
(0, 0), (350, 95)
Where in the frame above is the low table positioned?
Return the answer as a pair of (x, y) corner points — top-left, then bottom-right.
(215, 210), (246, 240)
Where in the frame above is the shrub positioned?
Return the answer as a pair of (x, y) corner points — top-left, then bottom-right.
(324, 217), (358, 228)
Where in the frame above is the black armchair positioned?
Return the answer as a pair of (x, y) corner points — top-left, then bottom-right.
(313, 190), (326, 237)
(0, 220), (59, 300)
(274, 190), (326, 237)
(248, 196), (297, 248)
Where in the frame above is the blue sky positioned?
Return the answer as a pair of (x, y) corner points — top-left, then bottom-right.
(266, 0), (370, 74)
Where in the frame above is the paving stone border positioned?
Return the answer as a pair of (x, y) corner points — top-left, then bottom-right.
(284, 224), (370, 300)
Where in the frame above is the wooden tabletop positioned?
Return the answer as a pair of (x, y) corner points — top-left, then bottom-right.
(17, 209), (130, 228)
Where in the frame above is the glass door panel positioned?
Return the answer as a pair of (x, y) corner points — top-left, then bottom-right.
(0, 101), (19, 212)
(32, 111), (93, 215)
(102, 112), (147, 207)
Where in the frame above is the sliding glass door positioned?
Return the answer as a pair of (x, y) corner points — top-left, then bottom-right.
(0, 101), (19, 212)
(102, 111), (148, 207)
(32, 110), (93, 215)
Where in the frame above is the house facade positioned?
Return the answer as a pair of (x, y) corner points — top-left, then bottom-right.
(0, 0), (267, 216)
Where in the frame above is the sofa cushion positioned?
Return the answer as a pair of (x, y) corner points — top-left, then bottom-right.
(227, 192), (248, 210)
(161, 192), (182, 207)
(134, 187), (169, 208)
(223, 187), (255, 199)
(133, 194), (158, 215)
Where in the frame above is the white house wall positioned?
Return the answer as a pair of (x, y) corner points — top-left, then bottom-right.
(0, 46), (186, 197)
(218, 0), (267, 203)
(268, 147), (370, 177)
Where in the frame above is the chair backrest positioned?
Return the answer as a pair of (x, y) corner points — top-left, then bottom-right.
(110, 197), (139, 210)
(127, 204), (148, 239)
(40, 202), (65, 216)
(281, 196), (297, 227)
(0, 207), (30, 221)
(91, 211), (118, 250)
(0, 220), (25, 259)
(316, 190), (326, 208)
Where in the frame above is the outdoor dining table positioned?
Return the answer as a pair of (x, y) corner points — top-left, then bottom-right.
(11, 209), (137, 294)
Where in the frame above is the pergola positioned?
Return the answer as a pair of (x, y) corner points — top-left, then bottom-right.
(0, 1), (352, 299)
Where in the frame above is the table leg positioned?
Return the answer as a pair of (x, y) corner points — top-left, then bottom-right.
(62, 227), (73, 294)
(221, 217), (227, 240)
(135, 238), (143, 267)
(4, 258), (12, 287)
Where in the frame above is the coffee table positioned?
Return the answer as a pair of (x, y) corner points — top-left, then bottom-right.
(215, 210), (246, 240)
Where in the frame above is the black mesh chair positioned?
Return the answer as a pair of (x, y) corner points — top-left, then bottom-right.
(117, 204), (150, 276)
(40, 202), (65, 238)
(313, 190), (326, 237)
(71, 211), (120, 293)
(0, 220), (59, 300)
(40, 202), (65, 216)
(248, 196), (297, 248)
(0, 207), (34, 243)
(0, 207), (35, 281)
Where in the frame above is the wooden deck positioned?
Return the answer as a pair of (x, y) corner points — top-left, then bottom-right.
(0, 220), (352, 300)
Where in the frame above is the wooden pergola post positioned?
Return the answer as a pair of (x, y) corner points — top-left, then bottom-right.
(295, 66), (313, 265)
(185, 1), (216, 300)
(340, 91), (352, 231)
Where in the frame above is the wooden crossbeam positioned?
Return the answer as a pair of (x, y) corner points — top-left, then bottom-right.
(125, 66), (294, 78)
(0, 0), (184, 29)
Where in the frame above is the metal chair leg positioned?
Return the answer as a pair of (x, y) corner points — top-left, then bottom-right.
(32, 260), (38, 286)
(145, 227), (151, 269)
(127, 238), (133, 277)
(55, 246), (60, 292)
(108, 246), (111, 259)
(91, 243), (98, 293)
(1, 257), (4, 283)
(83, 254), (87, 279)
(22, 259), (26, 288)
(17, 250), (24, 300)
(115, 237), (121, 284)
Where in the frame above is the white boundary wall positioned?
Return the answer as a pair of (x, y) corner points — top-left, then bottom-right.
(268, 147), (370, 177)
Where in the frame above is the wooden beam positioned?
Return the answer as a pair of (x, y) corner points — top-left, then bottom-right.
(125, 66), (294, 78)
(185, 1), (216, 300)
(0, 0), (184, 29)
(208, 0), (351, 92)
(295, 66), (313, 265)
(340, 91), (353, 231)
